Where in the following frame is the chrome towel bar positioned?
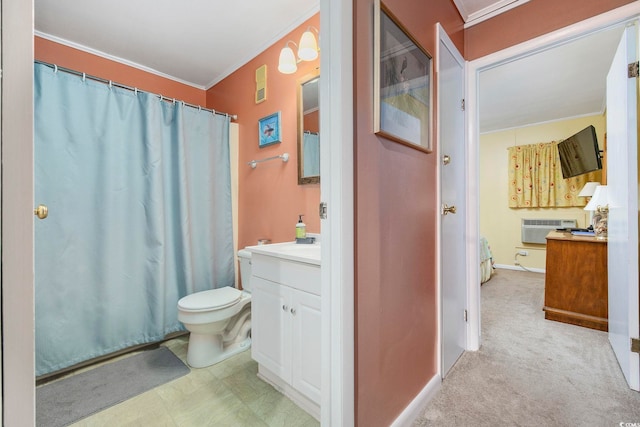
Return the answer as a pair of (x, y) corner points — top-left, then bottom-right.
(248, 153), (289, 169)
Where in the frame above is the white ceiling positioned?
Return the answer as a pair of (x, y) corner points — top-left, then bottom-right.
(34, 0), (320, 89)
(34, 0), (622, 133)
(479, 25), (625, 133)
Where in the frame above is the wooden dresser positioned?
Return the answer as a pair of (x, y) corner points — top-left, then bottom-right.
(544, 231), (608, 331)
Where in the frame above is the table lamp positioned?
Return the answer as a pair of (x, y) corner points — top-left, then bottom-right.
(584, 185), (608, 240)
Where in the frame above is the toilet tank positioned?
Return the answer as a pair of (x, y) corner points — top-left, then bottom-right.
(237, 249), (253, 292)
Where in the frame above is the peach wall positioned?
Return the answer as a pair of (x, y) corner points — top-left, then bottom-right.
(305, 110), (319, 133)
(465, 0), (635, 60)
(354, 0), (463, 425)
(206, 15), (321, 249)
(34, 37), (205, 105)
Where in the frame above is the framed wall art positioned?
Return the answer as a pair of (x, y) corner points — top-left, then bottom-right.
(373, 1), (433, 153)
(258, 111), (282, 147)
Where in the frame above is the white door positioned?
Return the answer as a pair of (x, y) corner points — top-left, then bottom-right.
(292, 289), (322, 403)
(438, 25), (467, 377)
(606, 22), (640, 391)
(251, 277), (292, 382)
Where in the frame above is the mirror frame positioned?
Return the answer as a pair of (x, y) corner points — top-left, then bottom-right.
(297, 70), (320, 185)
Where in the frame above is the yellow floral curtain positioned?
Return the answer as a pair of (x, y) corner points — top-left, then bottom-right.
(508, 141), (601, 208)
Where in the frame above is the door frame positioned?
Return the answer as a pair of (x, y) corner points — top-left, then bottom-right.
(466, 2), (640, 351)
(319, 0), (355, 425)
(2, 0), (36, 424)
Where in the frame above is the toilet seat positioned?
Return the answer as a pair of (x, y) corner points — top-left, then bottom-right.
(178, 287), (242, 312)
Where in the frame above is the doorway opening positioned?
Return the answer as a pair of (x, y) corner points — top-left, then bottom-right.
(467, 3), (640, 389)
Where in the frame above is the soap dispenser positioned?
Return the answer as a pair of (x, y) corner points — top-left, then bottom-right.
(296, 215), (306, 239)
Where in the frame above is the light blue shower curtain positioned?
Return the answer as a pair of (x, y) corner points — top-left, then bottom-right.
(303, 132), (320, 176)
(34, 63), (234, 376)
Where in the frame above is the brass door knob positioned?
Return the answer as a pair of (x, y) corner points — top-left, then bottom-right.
(34, 204), (48, 219)
(442, 204), (457, 215)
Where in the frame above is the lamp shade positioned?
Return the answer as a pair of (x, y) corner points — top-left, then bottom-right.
(278, 46), (297, 74)
(578, 181), (601, 197)
(298, 30), (318, 61)
(584, 185), (609, 211)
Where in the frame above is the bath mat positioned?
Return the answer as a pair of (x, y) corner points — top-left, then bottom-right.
(36, 346), (189, 427)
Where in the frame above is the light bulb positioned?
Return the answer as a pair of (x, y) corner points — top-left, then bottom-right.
(298, 31), (318, 61)
(278, 46), (297, 74)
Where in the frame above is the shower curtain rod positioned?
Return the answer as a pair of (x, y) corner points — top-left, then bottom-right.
(34, 60), (238, 121)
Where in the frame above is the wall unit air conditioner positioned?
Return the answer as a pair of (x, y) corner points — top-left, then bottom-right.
(521, 219), (577, 244)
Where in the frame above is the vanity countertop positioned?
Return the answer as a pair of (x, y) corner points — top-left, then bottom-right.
(246, 241), (320, 266)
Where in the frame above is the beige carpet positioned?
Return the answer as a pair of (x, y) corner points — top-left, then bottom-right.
(415, 268), (640, 426)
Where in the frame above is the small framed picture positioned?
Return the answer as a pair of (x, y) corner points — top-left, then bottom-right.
(258, 112), (282, 148)
(373, 1), (433, 153)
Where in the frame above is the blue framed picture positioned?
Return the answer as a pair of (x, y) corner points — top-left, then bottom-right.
(258, 111), (282, 147)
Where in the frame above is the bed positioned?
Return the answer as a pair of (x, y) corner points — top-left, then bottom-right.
(480, 236), (494, 284)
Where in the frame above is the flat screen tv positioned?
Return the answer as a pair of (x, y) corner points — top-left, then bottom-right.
(557, 125), (602, 179)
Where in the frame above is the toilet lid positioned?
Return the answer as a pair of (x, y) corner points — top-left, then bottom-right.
(178, 287), (242, 312)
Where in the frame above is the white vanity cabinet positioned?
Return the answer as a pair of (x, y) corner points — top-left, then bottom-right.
(249, 247), (321, 419)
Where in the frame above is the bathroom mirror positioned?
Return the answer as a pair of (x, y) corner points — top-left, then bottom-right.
(297, 71), (320, 185)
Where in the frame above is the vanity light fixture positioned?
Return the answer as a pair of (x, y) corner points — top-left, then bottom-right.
(277, 26), (319, 74)
(298, 27), (319, 61)
(278, 41), (299, 74)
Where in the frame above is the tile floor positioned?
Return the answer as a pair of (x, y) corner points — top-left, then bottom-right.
(62, 336), (319, 427)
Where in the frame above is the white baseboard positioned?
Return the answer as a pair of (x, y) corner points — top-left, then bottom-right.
(257, 365), (320, 421)
(390, 374), (441, 427)
(494, 263), (545, 274)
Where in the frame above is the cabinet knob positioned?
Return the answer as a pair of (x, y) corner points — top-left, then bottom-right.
(290, 308), (296, 316)
(282, 305), (288, 312)
(34, 204), (48, 219)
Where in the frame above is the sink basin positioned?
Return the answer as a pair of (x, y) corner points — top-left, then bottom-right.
(246, 241), (320, 265)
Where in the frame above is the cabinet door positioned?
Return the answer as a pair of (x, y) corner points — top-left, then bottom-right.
(251, 276), (292, 382)
(291, 289), (322, 404)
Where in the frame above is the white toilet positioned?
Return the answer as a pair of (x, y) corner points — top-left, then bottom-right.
(177, 249), (252, 368)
